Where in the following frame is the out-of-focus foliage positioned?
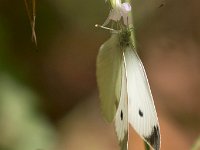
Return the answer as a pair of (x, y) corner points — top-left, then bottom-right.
(192, 136), (200, 150)
(0, 74), (56, 150)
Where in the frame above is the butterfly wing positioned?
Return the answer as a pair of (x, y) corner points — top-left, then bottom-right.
(97, 34), (123, 122)
(115, 53), (128, 150)
(124, 47), (160, 150)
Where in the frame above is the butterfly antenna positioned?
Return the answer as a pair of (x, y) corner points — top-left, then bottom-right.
(95, 24), (115, 31)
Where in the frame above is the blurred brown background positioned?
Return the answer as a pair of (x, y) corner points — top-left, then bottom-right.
(0, 0), (199, 150)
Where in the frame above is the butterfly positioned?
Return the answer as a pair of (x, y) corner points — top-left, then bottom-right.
(96, 26), (160, 150)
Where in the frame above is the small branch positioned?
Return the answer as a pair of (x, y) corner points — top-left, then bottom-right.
(24, 0), (37, 46)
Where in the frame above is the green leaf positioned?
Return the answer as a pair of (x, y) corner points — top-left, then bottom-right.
(192, 136), (200, 150)
(96, 33), (122, 122)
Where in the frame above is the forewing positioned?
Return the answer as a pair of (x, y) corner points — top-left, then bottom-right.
(115, 54), (128, 150)
(97, 34), (123, 122)
(124, 47), (160, 150)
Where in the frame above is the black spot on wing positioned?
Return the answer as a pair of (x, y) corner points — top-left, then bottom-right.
(120, 110), (123, 120)
(139, 109), (143, 117)
(144, 126), (160, 150)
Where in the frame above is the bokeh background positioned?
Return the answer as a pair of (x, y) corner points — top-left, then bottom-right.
(0, 0), (199, 150)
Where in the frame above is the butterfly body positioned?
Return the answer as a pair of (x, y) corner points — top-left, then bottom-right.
(97, 27), (160, 150)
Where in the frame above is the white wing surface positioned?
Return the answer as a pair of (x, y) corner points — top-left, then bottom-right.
(115, 54), (128, 150)
(124, 47), (160, 150)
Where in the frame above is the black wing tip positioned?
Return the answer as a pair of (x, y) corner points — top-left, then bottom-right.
(144, 125), (160, 150)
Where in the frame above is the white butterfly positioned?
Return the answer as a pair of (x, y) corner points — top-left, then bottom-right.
(96, 27), (160, 150)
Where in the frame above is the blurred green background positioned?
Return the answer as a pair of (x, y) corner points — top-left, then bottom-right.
(0, 0), (200, 150)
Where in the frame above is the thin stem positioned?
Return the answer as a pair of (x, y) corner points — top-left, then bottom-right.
(23, 0), (37, 45)
(124, 0), (136, 48)
(31, 0), (37, 45)
(145, 142), (151, 150)
(24, 0), (32, 23)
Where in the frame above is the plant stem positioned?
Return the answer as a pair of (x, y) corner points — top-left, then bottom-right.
(145, 142), (151, 150)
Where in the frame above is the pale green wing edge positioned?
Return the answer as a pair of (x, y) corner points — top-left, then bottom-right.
(96, 34), (123, 122)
